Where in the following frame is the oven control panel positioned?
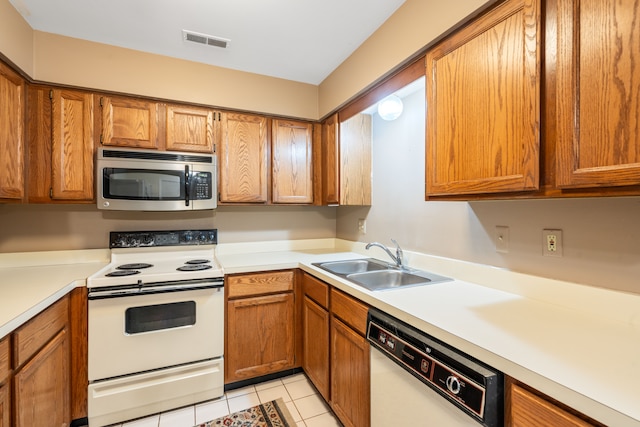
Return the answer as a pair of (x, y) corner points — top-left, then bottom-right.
(110, 229), (218, 248)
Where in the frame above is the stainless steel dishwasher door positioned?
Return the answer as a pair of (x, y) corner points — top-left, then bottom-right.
(371, 346), (480, 426)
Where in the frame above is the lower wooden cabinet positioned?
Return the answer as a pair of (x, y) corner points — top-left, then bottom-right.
(330, 315), (370, 427)
(0, 383), (9, 427)
(301, 274), (330, 401)
(225, 271), (296, 383)
(0, 290), (86, 427)
(300, 272), (370, 427)
(508, 380), (601, 427)
(14, 329), (69, 427)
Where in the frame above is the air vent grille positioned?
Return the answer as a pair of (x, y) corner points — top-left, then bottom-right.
(183, 30), (229, 49)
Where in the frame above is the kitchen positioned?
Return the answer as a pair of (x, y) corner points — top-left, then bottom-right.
(1, 0), (640, 426)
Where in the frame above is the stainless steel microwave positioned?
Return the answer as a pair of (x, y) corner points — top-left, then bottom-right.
(96, 147), (217, 211)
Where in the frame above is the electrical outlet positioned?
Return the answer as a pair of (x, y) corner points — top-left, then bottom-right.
(495, 226), (509, 253)
(543, 229), (562, 257)
(358, 218), (367, 234)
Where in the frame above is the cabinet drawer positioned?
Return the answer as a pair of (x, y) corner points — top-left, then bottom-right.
(302, 273), (329, 308)
(0, 337), (8, 385)
(510, 384), (595, 427)
(13, 296), (69, 368)
(330, 288), (368, 336)
(227, 271), (294, 299)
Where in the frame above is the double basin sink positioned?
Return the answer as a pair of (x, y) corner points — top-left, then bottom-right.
(312, 258), (452, 291)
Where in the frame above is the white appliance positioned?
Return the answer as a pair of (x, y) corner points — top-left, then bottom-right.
(368, 308), (503, 427)
(87, 229), (224, 427)
(96, 147), (217, 211)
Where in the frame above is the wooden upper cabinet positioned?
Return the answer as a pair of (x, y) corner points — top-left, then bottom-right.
(51, 90), (94, 201)
(320, 112), (372, 206)
(166, 104), (214, 153)
(556, 0), (640, 189)
(339, 114), (372, 205)
(425, 0), (541, 196)
(272, 119), (313, 204)
(27, 87), (94, 202)
(219, 112), (268, 203)
(0, 62), (25, 201)
(100, 96), (160, 149)
(321, 113), (340, 205)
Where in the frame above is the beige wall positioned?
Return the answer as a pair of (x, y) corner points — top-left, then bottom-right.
(336, 88), (640, 295)
(0, 0), (33, 74)
(318, 0), (491, 117)
(32, 32), (319, 119)
(0, 205), (337, 252)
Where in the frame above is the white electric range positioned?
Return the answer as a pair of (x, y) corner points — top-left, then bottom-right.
(86, 229), (224, 427)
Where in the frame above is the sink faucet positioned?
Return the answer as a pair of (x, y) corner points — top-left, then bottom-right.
(365, 239), (405, 269)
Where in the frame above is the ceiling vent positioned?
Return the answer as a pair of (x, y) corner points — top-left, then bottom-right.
(183, 30), (229, 49)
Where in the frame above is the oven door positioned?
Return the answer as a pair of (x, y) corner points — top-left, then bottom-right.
(88, 284), (223, 381)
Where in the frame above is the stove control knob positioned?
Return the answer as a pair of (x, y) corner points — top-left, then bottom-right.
(446, 375), (461, 395)
(182, 233), (194, 243)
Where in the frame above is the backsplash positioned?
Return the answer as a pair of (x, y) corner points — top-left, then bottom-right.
(0, 204), (337, 253)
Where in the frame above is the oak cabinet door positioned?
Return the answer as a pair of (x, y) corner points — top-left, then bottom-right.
(226, 293), (295, 382)
(339, 114), (372, 205)
(321, 113), (340, 205)
(100, 96), (160, 149)
(330, 317), (370, 427)
(426, 0), (541, 196)
(302, 296), (330, 401)
(0, 62), (24, 200)
(0, 383), (8, 427)
(556, 0), (640, 188)
(166, 105), (214, 153)
(14, 329), (70, 427)
(219, 112), (268, 203)
(272, 119), (313, 204)
(51, 89), (94, 201)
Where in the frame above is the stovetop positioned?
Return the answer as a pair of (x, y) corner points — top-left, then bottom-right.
(87, 229), (224, 288)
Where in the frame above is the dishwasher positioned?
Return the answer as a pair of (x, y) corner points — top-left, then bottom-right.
(367, 308), (503, 426)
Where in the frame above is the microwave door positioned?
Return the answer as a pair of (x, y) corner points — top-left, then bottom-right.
(100, 168), (189, 211)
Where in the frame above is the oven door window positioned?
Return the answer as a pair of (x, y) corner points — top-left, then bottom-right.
(125, 301), (196, 334)
(103, 168), (185, 200)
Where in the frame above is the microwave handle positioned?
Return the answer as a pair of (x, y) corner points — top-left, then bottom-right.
(185, 165), (190, 206)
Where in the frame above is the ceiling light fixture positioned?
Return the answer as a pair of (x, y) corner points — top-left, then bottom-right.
(377, 95), (403, 121)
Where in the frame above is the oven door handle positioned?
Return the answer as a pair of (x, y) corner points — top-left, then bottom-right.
(88, 280), (223, 300)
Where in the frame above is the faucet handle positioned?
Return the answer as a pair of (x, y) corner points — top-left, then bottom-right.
(390, 239), (404, 267)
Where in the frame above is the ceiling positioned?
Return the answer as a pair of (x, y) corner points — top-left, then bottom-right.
(9, 0), (406, 85)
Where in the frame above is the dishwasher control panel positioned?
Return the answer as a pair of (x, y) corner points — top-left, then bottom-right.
(367, 309), (503, 427)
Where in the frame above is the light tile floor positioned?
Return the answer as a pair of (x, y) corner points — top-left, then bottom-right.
(108, 373), (342, 427)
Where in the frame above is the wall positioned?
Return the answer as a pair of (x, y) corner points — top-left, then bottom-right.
(318, 0), (491, 117)
(0, 0), (33, 74)
(336, 85), (640, 295)
(0, 205), (337, 253)
(31, 32), (319, 120)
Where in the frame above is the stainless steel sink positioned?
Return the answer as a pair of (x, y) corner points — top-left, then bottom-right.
(316, 258), (389, 275)
(312, 258), (452, 291)
(346, 270), (430, 291)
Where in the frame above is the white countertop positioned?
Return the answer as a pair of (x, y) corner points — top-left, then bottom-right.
(217, 239), (640, 427)
(1, 239), (638, 426)
(0, 249), (110, 339)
